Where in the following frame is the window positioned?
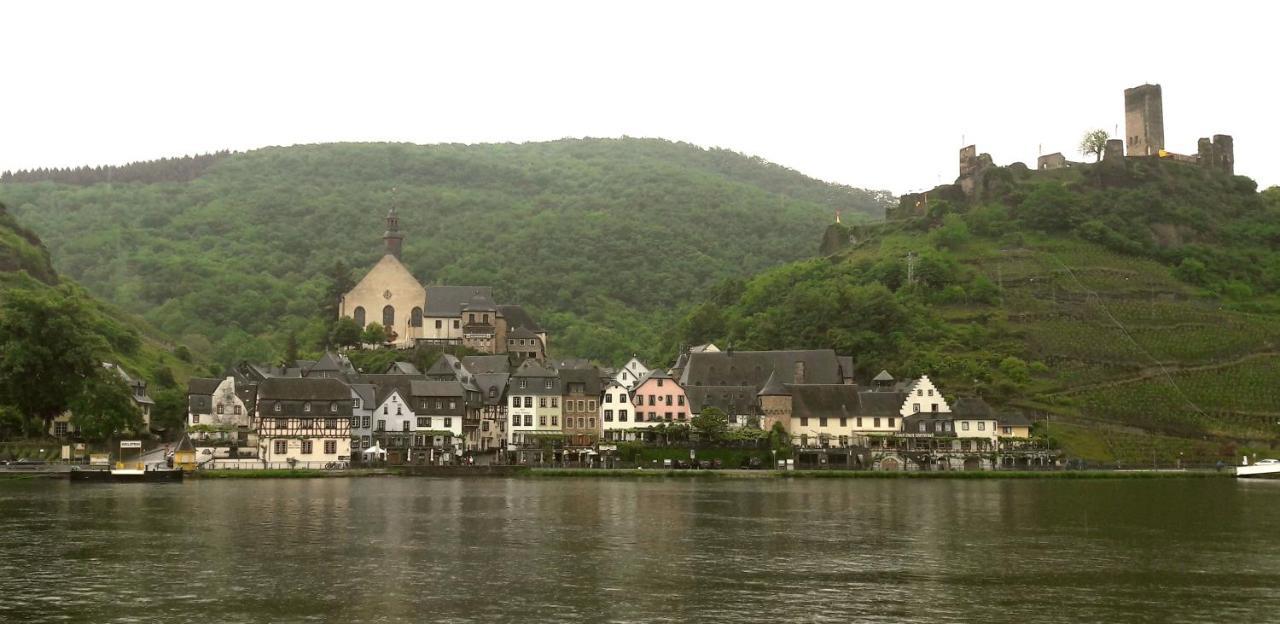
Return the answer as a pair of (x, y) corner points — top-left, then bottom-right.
(362, 416), (370, 428)
(191, 414), (200, 424)
(539, 397), (547, 408)
(551, 416), (558, 426)
(435, 320), (442, 329)
(383, 405), (388, 415)
(551, 398), (558, 408)
(677, 412), (685, 421)
(604, 410), (613, 422)
(468, 313), (475, 323)
(273, 402), (281, 413)
(274, 440), (287, 454)
(927, 389), (934, 396)
(524, 415), (532, 426)
(402, 421), (410, 432)
(435, 400), (443, 410)
(519, 379), (527, 389)
(664, 412), (672, 422)
(524, 397), (532, 408)
(819, 417), (828, 427)
(482, 421), (490, 432)
(420, 400), (428, 411)
(913, 403), (920, 413)
(931, 403), (938, 412)
(576, 400), (584, 412)
(233, 405), (242, 416)
(962, 422), (970, 431)
(800, 417), (809, 427)
(512, 414), (521, 427)
(604, 394), (612, 404)
(677, 396), (685, 406)
(888, 418), (896, 429)
(856, 417), (863, 427)
(917, 389), (923, 396)
(276, 418), (287, 429)
(1003, 426), (1011, 434)
(418, 417), (428, 427)
(453, 319), (460, 329)
(325, 418), (337, 429)
(301, 440), (313, 455)
(488, 388), (497, 399)
(589, 418), (595, 428)
(539, 416), (547, 426)
(978, 421), (986, 431)
(588, 400), (596, 411)
(512, 396), (520, 408)
(444, 417), (452, 428)
(395, 406), (402, 416)
(411, 307), (422, 327)
(55, 421), (69, 436)
(483, 313), (489, 323)
(873, 417), (881, 428)
(619, 410), (628, 422)
(216, 404), (224, 414)
(330, 402), (338, 413)
(648, 395), (655, 406)
(324, 440), (336, 454)
(840, 417), (847, 427)
(376, 419), (385, 431)
(382, 305), (395, 328)
(919, 422), (926, 433)
(353, 307), (366, 327)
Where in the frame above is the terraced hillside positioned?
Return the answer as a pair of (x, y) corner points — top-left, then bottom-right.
(674, 158), (1280, 464)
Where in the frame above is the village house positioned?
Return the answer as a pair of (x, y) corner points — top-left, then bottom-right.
(50, 362), (155, 439)
(600, 379), (637, 442)
(349, 383), (376, 453)
(631, 369), (689, 425)
(186, 375), (258, 464)
(614, 357), (650, 390)
(558, 366), (602, 452)
(950, 397), (999, 449)
(255, 377), (353, 468)
(409, 380), (468, 463)
(507, 359), (562, 452)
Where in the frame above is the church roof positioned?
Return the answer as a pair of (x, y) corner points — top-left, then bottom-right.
(757, 370), (790, 397)
(424, 286), (492, 317)
(679, 349), (843, 389)
(685, 385), (760, 415)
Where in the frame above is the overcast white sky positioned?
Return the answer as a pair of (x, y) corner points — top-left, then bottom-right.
(3, 1), (1275, 193)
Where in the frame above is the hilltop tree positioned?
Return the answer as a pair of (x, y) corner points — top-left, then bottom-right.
(284, 332), (300, 365)
(68, 367), (142, 441)
(330, 317), (362, 349)
(1079, 129), (1109, 162)
(0, 287), (104, 431)
(360, 322), (388, 346)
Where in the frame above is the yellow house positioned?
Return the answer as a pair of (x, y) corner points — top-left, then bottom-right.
(998, 412), (1033, 439)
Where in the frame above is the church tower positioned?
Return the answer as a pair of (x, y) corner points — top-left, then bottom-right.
(383, 206), (404, 259)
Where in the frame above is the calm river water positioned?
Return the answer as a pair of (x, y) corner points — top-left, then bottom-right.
(1, 476), (1278, 623)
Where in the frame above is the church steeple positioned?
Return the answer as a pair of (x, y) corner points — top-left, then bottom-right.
(383, 205), (403, 259)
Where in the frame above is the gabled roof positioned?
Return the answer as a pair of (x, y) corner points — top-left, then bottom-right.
(424, 286), (492, 317)
(384, 361), (422, 375)
(258, 377), (350, 402)
(856, 390), (907, 416)
(873, 369), (895, 382)
(998, 411), (1033, 427)
(497, 304), (543, 333)
(679, 349), (843, 390)
(308, 352), (343, 373)
(474, 373), (510, 405)
(512, 359), (557, 378)
(461, 292), (496, 312)
(359, 374), (422, 406)
(789, 385), (864, 420)
(350, 383), (376, 407)
(551, 358), (593, 370)
(508, 327), (540, 340)
(410, 380), (465, 398)
(634, 368), (673, 388)
(424, 355), (462, 378)
(462, 355), (511, 375)
(558, 367), (602, 395)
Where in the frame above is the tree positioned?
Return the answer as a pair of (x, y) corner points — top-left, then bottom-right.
(331, 317), (362, 349)
(149, 387), (188, 436)
(0, 288), (104, 431)
(284, 332), (300, 365)
(690, 407), (729, 443)
(67, 367), (142, 441)
(360, 322), (388, 346)
(1079, 129), (1109, 162)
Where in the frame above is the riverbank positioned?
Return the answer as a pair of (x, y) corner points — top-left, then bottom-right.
(524, 468), (1233, 479)
(192, 468), (399, 479)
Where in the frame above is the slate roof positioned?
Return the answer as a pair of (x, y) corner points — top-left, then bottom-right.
(509, 359), (560, 395)
(462, 355), (511, 375)
(757, 370), (790, 397)
(998, 411), (1033, 427)
(385, 361), (422, 375)
(872, 370), (896, 382)
(461, 292), (496, 312)
(550, 358), (593, 370)
(952, 397), (995, 419)
(258, 377), (351, 402)
(424, 286), (492, 317)
(473, 373), (511, 405)
(410, 380), (465, 398)
(558, 367), (602, 396)
(788, 384), (864, 420)
(679, 350), (843, 389)
(685, 385), (760, 415)
(350, 383), (376, 408)
(188, 378), (221, 396)
(497, 305), (543, 333)
(856, 389), (907, 417)
(508, 327), (539, 340)
(308, 352), (343, 373)
(358, 374), (423, 406)
(424, 355), (463, 378)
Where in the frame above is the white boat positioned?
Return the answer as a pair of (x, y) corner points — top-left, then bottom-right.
(1235, 459), (1280, 478)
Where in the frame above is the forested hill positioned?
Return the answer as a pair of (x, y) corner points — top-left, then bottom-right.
(0, 202), (201, 438)
(0, 138), (892, 364)
(673, 158), (1280, 465)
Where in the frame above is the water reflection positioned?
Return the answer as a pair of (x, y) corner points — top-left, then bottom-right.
(0, 478), (1276, 623)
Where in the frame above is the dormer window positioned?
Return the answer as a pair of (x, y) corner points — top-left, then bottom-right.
(304, 402), (312, 413)
(330, 402), (338, 413)
(273, 402), (281, 413)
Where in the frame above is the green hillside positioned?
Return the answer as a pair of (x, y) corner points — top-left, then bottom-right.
(673, 158), (1280, 464)
(0, 139), (891, 364)
(0, 202), (201, 439)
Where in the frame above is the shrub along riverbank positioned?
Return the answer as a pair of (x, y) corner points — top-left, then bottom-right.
(523, 468), (1232, 479)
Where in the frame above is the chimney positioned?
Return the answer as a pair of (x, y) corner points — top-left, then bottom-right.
(793, 361), (806, 385)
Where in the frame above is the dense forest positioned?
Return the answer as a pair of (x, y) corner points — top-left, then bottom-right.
(672, 158), (1280, 464)
(0, 138), (892, 365)
(0, 202), (201, 440)
(0, 151), (232, 185)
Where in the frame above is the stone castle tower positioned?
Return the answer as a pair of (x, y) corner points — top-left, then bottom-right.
(1124, 84), (1165, 157)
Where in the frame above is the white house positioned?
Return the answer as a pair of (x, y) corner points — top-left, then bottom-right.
(614, 357), (650, 390)
(899, 375), (951, 417)
(600, 379), (638, 442)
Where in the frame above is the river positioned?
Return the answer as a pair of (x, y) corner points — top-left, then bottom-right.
(1, 476), (1277, 623)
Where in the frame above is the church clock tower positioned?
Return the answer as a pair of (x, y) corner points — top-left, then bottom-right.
(383, 206), (403, 259)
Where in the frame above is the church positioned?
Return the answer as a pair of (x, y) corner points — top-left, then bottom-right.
(338, 208), (547, 357)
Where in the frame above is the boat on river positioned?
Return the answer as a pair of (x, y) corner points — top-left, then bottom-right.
(1235, 459), (1280, 479)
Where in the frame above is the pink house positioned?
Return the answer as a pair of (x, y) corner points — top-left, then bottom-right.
(630, 370), (689, 424)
